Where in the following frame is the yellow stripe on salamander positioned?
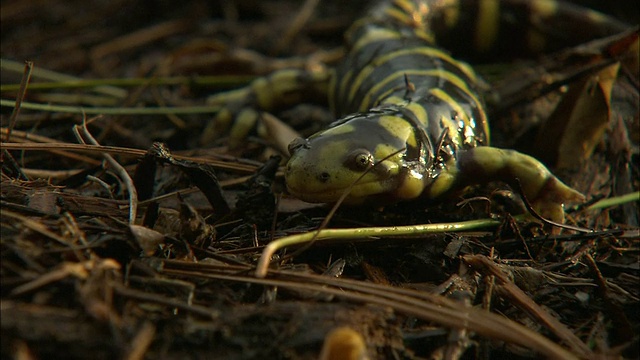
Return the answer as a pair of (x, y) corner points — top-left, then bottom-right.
(348, 24), (402, 54)
(373, 142), (405, 166)
(431, 87), (489, 145)
(346, 47), (477, 106)
(475, 0), (500, 52)
(392, 0), (417, 15)
(404, 101), (430, 127)
(428, 87), (472, 127)
(377, 97), (431, 130)
(378, 115), (419, 149)
(358, 68), (482, 113)
(336, 28), (401, 107)
(314, 122), (356, 137)
(384, 2), (434, 43)
(379, 95), (407, 107)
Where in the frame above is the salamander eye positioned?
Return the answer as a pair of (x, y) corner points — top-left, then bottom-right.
(345, 149), (373, 171)
(288, 137), (309, 155)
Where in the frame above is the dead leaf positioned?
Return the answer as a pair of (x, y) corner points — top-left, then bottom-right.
(535, 62), (620, 169)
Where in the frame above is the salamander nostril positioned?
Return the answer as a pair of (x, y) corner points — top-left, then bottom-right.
(318, 172), (330, 183)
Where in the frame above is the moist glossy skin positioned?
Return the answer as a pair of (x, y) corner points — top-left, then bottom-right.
(283, 0), (604, 222)
(285, 100), (470, 205)
(286, 109), (420, 204)
(286, 0), (488, 205)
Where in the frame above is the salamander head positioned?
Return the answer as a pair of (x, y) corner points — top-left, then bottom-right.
(285, 115), (429, 204)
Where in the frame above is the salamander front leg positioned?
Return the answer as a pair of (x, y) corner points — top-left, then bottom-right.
(444, 147), (585, 224)
(202, 68), (330, 147)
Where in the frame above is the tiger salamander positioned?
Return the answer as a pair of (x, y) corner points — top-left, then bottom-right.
(209, 0), (629, 223)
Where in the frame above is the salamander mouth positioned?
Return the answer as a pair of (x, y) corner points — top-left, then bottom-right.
(287, 188), (361, 204)
(286, 179), (396, 204)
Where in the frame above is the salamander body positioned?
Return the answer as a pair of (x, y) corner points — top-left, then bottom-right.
(283, 0), (627, 222)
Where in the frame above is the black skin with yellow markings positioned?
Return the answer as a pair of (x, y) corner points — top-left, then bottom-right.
(284, 0), (628, 223)
(430, 0), (630, 59)
(206, 0), (629, 223)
